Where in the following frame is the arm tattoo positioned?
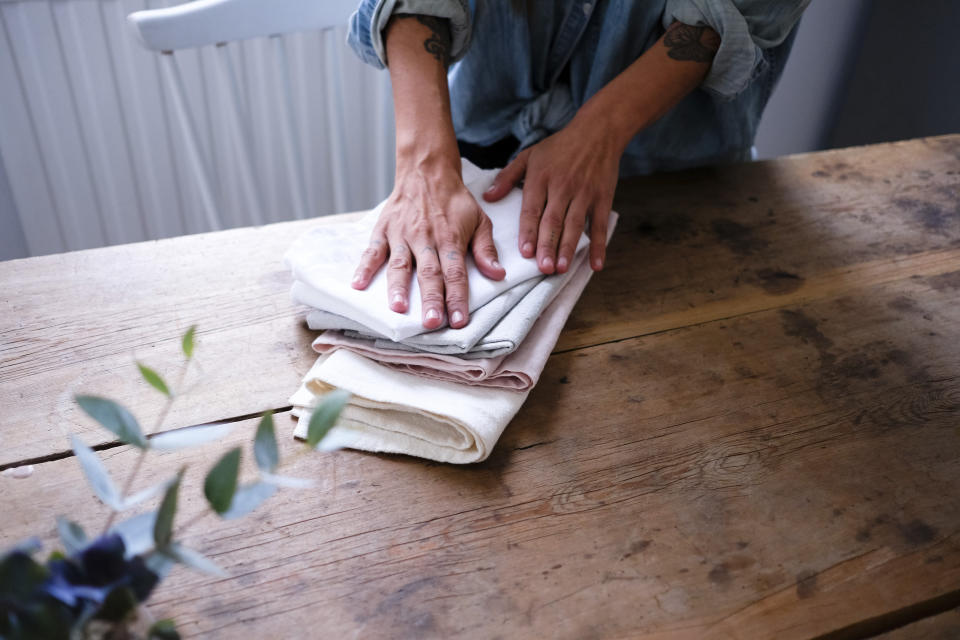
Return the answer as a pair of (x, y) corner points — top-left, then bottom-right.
(663, 22), (720, 63)
(397, 14), (452, 67)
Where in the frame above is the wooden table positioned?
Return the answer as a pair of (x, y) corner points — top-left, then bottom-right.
(2, 136), (959, 639)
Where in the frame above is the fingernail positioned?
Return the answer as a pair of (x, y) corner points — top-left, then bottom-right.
(425, 308), (440, 322)
(522, 242), (533, 256)
(451, 310), (464, 325)
(352, 273), (363, 285)
(557, 256), (568, 272)
(542, 257), (554, 272)
(485, 182), (497, 193)
(391, 293), (405, 307)
(492, 259), (502, 270)
(593, 257), (604, 270)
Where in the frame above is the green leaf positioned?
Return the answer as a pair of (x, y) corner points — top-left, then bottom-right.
(168, 543), (227, 578)
(75, 396), (148, 449)
(148, 619), (181, 640)
(71, 435), (123, 510)
(55, 517), (87, 555)
(111, 511), (157, 557)
(253, 412), (278, 472)
(95, 585), (138, 622)
(153, 469), (184, 550)
(306, 390), (350, 448)
(182, 325), (197, 359)
(150, 422), (235, 451)
(260, 471), (314, 489)
(204, 448), (241, 515)
(137, 362), (170, 396)
(222, 482), (276, 520)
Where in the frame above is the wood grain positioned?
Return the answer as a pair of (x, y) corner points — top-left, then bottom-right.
(2, 270), (958, 638)
(1, 137), (958, 467)
(2, 136), (959, 637)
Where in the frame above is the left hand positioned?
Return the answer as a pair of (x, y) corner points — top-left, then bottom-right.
(481, 115), (622, 274)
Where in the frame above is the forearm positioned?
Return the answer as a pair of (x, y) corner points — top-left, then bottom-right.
(384, 15), (460, 174)
(574, 22), (720, 152)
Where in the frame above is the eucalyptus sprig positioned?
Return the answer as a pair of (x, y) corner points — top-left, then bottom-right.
(0, 326), (347, 640)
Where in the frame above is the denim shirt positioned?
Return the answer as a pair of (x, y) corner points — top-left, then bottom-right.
(348, 0), (808, 176)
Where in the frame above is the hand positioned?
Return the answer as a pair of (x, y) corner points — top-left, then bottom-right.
(482, 115), (621, 274)
(351, 161), (506, 330)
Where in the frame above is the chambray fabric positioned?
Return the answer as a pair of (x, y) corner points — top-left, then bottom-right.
(348, 0), (808, 176)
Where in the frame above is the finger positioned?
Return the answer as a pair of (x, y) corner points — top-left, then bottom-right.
(518, 174), (546, 259)
(470, 213), (506, 281)
(556, 196), (589, 274)
(352, 232), (388, 290)
(536, 189), (569, 275)
(415, 244), (446, 330)
(439, 246), (470, 329)
(483, 148), (529, 203)
(384, 238), (413, 313)
(590, 196), (613, 271)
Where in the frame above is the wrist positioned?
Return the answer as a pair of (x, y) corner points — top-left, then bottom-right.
(571, 99), (635, 156)
(395, 141), (462, 180)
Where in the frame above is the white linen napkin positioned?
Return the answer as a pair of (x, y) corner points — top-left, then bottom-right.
(283, 159), (588, 342)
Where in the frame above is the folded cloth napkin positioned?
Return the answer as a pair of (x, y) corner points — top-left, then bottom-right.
(283, 159), (588, 342)
(290, 213), (618, 462)
(298, 274), (541, 357)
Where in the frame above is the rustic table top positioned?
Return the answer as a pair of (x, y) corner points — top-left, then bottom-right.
(2, 136), (959, 639)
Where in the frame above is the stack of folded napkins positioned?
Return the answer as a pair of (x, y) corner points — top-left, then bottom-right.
(284, 160), (617, 463)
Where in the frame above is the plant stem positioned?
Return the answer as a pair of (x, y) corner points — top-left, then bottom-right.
(102, 356), (192, 535)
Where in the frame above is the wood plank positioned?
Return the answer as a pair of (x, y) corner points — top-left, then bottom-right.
(3, 270), (958, 638)
(1, 136), (958, 466)
(873, 608), (960, 640)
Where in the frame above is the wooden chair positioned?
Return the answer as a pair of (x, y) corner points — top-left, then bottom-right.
(127, 0), (358, 230)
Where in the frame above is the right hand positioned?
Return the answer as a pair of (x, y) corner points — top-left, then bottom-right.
(351, 160), (506, 330)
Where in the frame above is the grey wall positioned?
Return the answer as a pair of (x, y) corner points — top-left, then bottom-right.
(0, 154), (27, 261)
(826, 0), (960, 148)
(754, 0), (866, 159)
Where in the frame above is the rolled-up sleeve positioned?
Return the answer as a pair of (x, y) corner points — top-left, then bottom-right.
(347, 0), (472, 69)
(662, 0), (810, 98)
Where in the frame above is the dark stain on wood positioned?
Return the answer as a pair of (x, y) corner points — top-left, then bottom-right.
(927, 270), (960, 292)
(755, 268), (805, 295)
(899, 519), (937, 546)
(708, 563), (732, 587)
(711, 219), (769, 255)
(795, 570), (819, 599)
(886, 296), (921, 314)
(779, 310), (834, 352)
(622, 540), (651, 559)
(633, 213), (697, 245)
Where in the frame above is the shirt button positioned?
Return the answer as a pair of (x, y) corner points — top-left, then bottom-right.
(582, 2), (592, 14)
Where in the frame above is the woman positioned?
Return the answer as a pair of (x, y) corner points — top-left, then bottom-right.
(347, 0), (808, 330)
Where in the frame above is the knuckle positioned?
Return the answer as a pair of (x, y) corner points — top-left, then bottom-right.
(388, 255), (411, 270)
(443, 264), (468, 283)
(419, 262), (442, 279)
(420, 291), (444, 306)
(445, 291), (467, 307)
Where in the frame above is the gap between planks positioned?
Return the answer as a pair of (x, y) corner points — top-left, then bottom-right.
(0, 406), (294, 473)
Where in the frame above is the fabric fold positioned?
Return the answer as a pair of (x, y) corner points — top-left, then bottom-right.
(289, 213), (618, 462)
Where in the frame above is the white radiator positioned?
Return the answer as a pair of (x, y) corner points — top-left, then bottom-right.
(0, 0), (395, 257)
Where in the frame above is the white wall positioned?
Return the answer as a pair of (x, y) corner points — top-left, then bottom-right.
(0, 0), (395, 261)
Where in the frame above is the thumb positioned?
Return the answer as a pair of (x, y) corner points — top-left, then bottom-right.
(483, 149), (529, 202)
